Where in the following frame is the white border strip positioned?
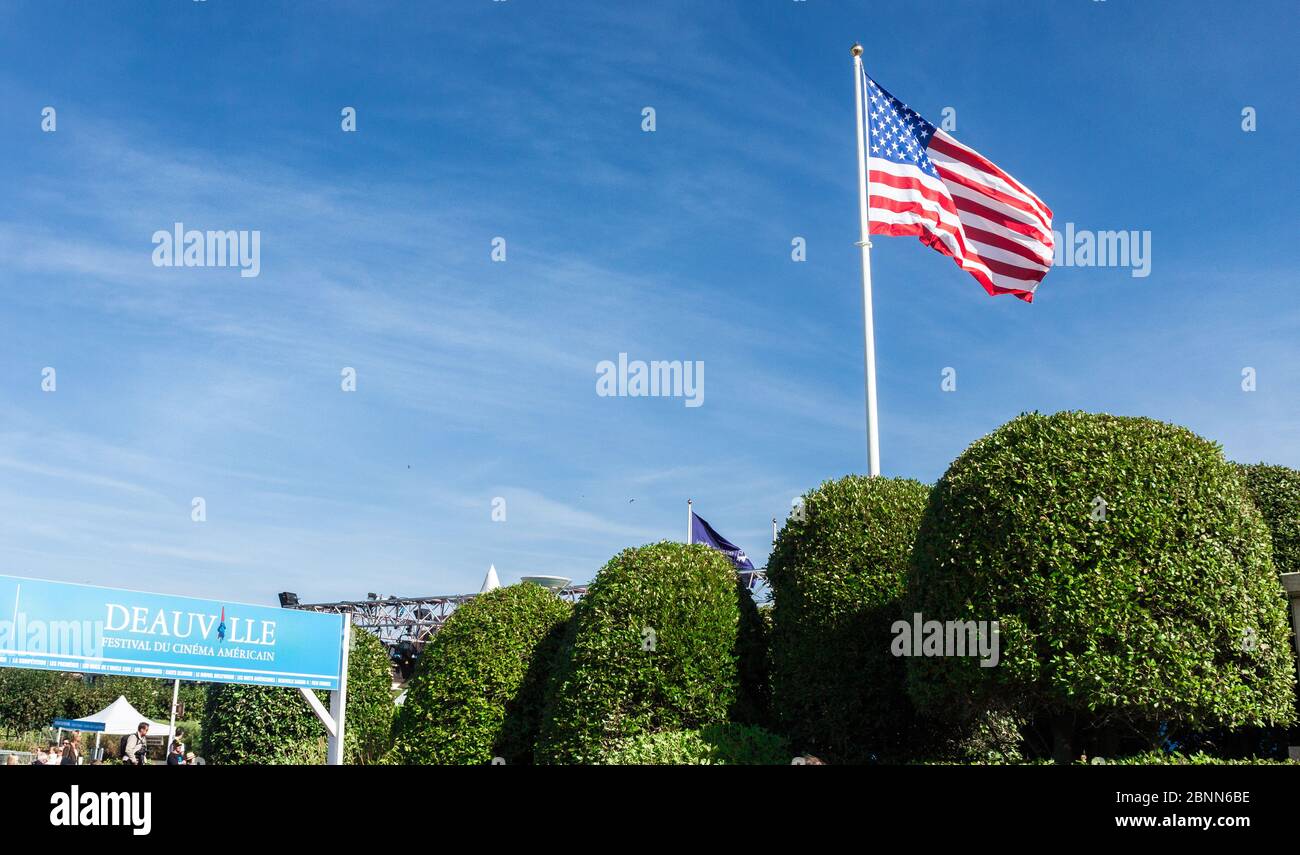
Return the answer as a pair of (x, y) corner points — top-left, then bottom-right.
(0, 648), (337, 681)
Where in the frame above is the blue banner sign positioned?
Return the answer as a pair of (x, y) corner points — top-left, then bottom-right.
(53, 719), (106, 732)
(0, 574), (345, 690)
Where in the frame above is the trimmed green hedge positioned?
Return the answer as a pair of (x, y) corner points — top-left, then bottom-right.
(601, 723), (790, 765)
(387, 583), (572, 765)
(536, 542), (762, 764)
(907, 411), (1297, 762)
(201, 683), (322, 765)
(767, 475), (932, 763)
(1236, 462), (1300, 576)
(203, 623), (395, 765)
(344, 629), (396, 764)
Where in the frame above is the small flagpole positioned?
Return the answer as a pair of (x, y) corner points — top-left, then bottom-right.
(687, 499), (693, 544)
(852, 43), (881, 477)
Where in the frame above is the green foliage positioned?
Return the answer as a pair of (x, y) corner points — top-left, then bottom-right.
(81, 676), (181, 722)
(201, 683), (322, 765)
(536, 542), (762, 764)
(173, 720), (201, 756)
(732, 579), (772, 727)
(602, 723), (790, 765)
(202, 624), (398, 765)
(387, 583), (572, 765)
(0, 732), (46, 753)
(266, 738), (327, 765)
(343, 629), (396, 764)
(0, 669), (74, 732)
(1081, 751), (1297, 765)
(766, 475), (933, 763)
(921, 751), (1296, 765)
(907, 411), (1297, 757)
(1236, 462), (1300, 576)
(937, 710), (1026, 764)
(0, 669), (209, 742)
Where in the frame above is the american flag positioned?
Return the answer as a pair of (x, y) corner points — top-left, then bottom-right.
(864, 71), (1054, 302)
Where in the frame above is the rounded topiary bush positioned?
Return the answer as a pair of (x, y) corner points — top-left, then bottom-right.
(1236, 462), (1300, 576)
(536, 541), (762, 764)
(907, 411), (1297, 762)
(386, 583), (572, 765)
(601, 723), (790, 765)
(766, 475), (932, 764)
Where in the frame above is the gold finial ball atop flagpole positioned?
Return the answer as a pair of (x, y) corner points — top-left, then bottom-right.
(850, 43), (863, 57)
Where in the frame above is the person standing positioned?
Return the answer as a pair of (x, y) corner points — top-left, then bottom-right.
(165, 740), (185, 766)
(121, 722), (149, 766)
(61, 732), (81, 766)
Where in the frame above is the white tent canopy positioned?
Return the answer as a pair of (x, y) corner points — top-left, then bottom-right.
(480, 564), (501, 593)
(63, 695), (173, 738)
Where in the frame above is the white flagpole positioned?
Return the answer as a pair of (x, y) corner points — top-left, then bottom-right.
(687, 499), (693, 544)
(852, 43), (881, 477)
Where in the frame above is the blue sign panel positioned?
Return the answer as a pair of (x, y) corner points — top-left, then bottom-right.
(0, 574), (344, 690)
(54, 719), (106, 732)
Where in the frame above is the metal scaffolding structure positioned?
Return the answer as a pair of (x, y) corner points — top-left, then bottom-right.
(289, 569), (765, 669)
(291, 585), (588, 660)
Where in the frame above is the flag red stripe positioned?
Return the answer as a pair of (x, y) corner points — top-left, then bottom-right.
(872, 221), (1035, 302)
(871, 193), (1049, 277)
(933, 163), (1052, 234)
(869, 170), (960, 218)
(869, 193), (951, 229)
(950, 191), (1052, 244)
(872, 205), (1047, 284)
(929, 132), (1052, 218)
(871, 168), (1047, 249)
(961, 223), (1052, 269)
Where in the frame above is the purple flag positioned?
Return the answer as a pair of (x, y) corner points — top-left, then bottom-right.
(690, 511), (756, 573)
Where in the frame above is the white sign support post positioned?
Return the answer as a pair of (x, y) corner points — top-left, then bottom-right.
(167, 678), (180, 746)
(299, 618), (350, 766)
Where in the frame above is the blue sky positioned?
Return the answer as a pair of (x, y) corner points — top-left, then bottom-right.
(0, 0), (1296, 604)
